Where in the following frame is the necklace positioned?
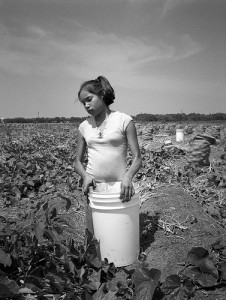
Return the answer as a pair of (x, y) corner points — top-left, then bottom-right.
(96, 119), (107, 139)
(94, 112), (111, 139)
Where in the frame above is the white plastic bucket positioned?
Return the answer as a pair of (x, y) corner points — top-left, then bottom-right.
(176, 128), (184, 142)
(89, 181), (140, 267)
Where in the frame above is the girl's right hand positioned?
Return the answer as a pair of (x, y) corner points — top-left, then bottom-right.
(82, 175), (96, 195)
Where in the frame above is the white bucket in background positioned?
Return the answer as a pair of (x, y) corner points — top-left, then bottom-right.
(176, 128), (184, 142)
(89, 181), (140, 267)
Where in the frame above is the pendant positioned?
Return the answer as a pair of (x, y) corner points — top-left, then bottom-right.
(98, 132), (103, 138)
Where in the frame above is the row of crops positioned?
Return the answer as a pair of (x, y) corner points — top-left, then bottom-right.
(135, 122), (226, 225)
(0, 122), (226, 299)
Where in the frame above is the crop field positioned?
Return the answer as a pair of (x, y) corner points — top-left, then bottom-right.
(0, 121), (226, 299)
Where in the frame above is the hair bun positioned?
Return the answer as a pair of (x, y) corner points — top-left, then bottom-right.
(95, 77), (101, 82)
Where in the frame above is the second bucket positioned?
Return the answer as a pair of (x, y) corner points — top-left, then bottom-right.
(176, 128), (184, 142)
(89, 181), (140, 267)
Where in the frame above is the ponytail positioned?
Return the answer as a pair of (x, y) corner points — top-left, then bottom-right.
(78, 76), (115, 106)
(96, 76), (115, 105)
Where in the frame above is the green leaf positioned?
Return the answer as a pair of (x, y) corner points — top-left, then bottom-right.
(82, 291), (94, 300)
(220, 262), (226, 280)
(60, 194), (72, 211)
(0, 275), (19, 298)
(133, 268), (161, 300)
(82, 279), (100, 292)
(43, 228), (61, 243)
(27, 180), (34, 187)
(54, 225), (63, 234)
(45, 181), (52, 188)
(182, 266), (202, 282)
(186, 247), (209, 266)
(106, 278), (118, 293)
(164, 286), (188, 300)
(46, 161), (52, 167)
(45, 263), (67, 293)
(7, 195), (18, 206)
(34, 220), (46, 243)
(199, 258), (218, 279)
(54, 243), (65, 258)
(39, 184), (46, 192)
(19, 287), (36, 294)
(114, 268), (127, 286)
(13, 186), (21, 200)
(183, 277), (196, 296)
(161, 274), (181, 295)
(29, 266), (45, 278)
(0, 248), (12, 267)
(197, 272), (218, 287)
(212, 237), (226, 250)
(92, 289), (117, 300)
(133, 267), (161, 289)
(183, 266), (218, 287)
(69, 239), (81, 256)
(184, 253), (219, 287)
(50, 207), (57, 219)
(135, 280), (157, 300)
(89, 256), (102, 269)
(85, 228), (95, 245)
(84, 231), (102, 269)
(65, 260), (75, 275)
(25, 275), (45, 290)
(46, 262), (67, 282)
(101, 263), (116, 281)
(43, 201), (49, 211)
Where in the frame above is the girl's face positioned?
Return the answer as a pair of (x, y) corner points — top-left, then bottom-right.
(79, 89), (106, 116)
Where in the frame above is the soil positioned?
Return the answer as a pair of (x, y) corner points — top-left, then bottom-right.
(139, 184), (225, 281)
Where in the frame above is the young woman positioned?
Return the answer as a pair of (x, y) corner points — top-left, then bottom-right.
(74, 76), (142, 231)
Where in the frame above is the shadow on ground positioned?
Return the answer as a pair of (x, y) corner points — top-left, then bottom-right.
(139, 211), (161, 252)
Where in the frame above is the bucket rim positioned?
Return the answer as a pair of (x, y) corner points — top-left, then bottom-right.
(89, 196), (140, 210)
(89, 181), (140, 195)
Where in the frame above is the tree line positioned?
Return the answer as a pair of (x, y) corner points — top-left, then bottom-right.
(2, 113), (226, 124)
(1, 116), (85, 124)
(134, 113), (226, 122)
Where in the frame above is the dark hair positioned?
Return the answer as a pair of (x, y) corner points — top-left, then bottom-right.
(78, 76), (115, 106)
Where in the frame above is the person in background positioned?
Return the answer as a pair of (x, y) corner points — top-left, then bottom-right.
(74, 75), (142, 232)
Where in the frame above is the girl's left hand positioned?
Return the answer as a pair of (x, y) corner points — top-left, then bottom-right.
(120, 175), (135, 202)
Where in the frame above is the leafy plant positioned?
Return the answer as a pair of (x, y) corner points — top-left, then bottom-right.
(159, 245), (226, 299)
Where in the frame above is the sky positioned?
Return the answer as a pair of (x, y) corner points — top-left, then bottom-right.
(0, 0), (225, 118)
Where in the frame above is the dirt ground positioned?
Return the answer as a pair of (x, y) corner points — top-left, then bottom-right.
(139, 184), (225, 281)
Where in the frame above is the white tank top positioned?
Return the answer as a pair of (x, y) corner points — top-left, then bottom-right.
(79, 111), (132, 182)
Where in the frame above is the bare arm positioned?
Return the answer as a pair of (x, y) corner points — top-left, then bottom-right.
(74, 131), (96, 194)
(120, 120), (142, 201)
